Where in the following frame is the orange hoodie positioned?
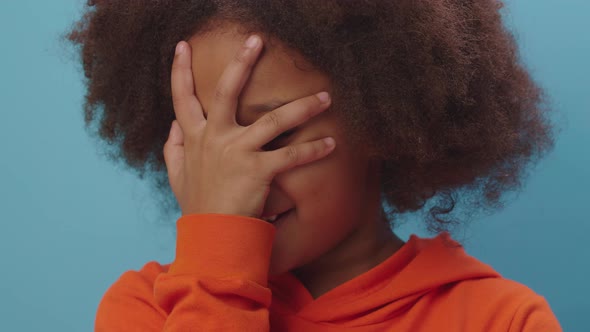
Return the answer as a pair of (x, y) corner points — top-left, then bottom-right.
(95, 214), (561, 331)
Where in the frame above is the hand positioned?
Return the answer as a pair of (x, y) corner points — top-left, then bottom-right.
(163, 35), (336, 218)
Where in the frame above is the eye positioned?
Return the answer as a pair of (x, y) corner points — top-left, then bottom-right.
(275, 129), (295, 141)
(262, 129), (296, 151)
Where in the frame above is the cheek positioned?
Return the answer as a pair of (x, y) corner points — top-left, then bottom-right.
(277, 152), (347, 202)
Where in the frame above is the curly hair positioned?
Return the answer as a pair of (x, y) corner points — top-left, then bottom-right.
(65, 0), (555, 232)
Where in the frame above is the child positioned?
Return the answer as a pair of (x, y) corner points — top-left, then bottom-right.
(67, 0), (561, 330)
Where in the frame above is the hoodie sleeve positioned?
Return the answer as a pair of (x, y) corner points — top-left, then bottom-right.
(95, 214), (276, 332)
(508, 294), (563, 332)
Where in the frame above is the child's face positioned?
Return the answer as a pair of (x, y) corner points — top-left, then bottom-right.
(188, 23), (390, 278)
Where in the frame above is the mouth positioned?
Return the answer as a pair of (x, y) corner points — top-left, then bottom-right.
(261, 209), (293, 224)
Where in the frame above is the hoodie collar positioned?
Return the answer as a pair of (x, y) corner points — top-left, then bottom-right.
(269, 232), (500, 324)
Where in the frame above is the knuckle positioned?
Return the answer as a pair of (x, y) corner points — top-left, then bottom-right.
(172, 95), (184, 107)
(262, 112), (281, 129)
(286, 146), (299, 163)
(213, 86), (228, 101)
(233, 48), (250, 65)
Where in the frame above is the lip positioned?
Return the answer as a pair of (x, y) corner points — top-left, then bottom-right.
(261, 208), (293, 220)
(273, 209), (293, 225)
(263, 208), (293, 224)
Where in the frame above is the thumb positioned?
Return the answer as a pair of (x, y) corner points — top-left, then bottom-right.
(163, 120), (185, 184)
(168, 120), (184, 146)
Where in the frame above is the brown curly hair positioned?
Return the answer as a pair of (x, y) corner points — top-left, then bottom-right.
(65, 0), (555, 232)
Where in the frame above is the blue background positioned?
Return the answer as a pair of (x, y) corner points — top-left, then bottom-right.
(0, 0), (588, 330)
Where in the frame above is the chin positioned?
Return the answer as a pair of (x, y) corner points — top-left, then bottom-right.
(268, 255), (293, 277)
(268, 245), (310, 277)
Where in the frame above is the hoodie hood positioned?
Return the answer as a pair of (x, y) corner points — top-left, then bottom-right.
(268, 232), (501, 326)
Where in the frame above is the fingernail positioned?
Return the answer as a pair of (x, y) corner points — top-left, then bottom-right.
(245, 35), (260, 48)
(176, 42), (185, 55)
(316, 92), (330, 104)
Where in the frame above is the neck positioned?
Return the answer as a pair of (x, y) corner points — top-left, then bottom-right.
(292, 210), (405, 300)
(291, 159), (406, 300)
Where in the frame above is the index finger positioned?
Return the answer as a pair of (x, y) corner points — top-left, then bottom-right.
(171, 41), (205, 136)
(208, 35), (263, 126)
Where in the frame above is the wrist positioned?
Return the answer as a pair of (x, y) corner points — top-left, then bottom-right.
(170, 214), (276, 285)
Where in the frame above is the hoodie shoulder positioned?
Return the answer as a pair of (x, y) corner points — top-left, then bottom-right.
(440, 277), (562, 331)
(95, 261), (170, 331)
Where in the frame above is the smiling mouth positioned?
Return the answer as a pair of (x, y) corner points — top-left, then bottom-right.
(262, 209), (292, 224)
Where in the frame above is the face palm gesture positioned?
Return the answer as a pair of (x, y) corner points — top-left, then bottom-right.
(163, 35), (335, 219)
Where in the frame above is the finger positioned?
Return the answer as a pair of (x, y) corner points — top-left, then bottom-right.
(208, 35), (263, 126)
(167, 120), (184, 146)
(171, 41), (205, 136)
(241, 92), (331, 149)
(264, 137), (336, 175)
(163, 120), (185, 180)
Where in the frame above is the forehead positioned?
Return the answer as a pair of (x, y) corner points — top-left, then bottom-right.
(187, 23), (331, 121)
